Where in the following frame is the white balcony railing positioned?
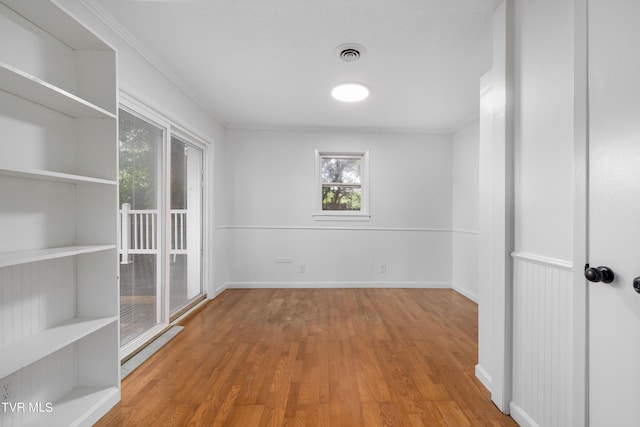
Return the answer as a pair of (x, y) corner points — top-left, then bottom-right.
(119, 203), (187, 264)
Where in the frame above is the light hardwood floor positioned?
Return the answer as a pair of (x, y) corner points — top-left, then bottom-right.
(96, 288), (517, 426)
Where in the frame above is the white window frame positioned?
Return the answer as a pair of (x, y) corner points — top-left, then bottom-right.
(313, 149), (370, 221)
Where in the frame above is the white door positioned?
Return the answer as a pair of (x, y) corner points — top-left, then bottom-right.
(119, 108), (165, 351)
(588, 0), (640, 425)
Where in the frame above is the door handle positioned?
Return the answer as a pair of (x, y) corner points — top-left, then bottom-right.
(584, 264), (615, 283)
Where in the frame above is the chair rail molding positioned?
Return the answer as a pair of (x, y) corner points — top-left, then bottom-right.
(511, 251), (573, 271)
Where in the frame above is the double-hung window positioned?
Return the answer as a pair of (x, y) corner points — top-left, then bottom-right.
(314, 150), (370, 220)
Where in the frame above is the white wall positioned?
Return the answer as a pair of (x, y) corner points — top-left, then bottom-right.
(510, 0), (575, 425)
(452, 120), (480, 302)
(213, 135), (231, 293)
(56, 0), (227, 297)
(512, 1), (574, 262)
(222, 128), (453, 288)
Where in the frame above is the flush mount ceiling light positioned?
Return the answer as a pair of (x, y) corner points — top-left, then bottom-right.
(331, 83), (370, 102)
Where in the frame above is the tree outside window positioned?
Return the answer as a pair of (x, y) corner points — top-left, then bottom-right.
(321, 156), (362, 211)
(315, 150), (370, 220)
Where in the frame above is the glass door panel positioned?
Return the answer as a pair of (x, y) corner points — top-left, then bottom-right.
(169, 137), (203, 315)
(119, 109), (163, 347)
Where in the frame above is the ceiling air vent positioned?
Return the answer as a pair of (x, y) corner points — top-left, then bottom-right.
(335, 43), (366, 62)
(340, 48), (361, 62)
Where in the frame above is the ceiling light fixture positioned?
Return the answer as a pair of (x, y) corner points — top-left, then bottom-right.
(331, 82), (370, 102)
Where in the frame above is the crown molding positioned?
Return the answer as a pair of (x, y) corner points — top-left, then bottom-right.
(78, 0), (227, 127)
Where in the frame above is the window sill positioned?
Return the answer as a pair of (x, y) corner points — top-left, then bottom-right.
(313, 212), (371, 222)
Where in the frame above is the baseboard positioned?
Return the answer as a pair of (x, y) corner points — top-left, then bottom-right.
(211, 282), (229, 298)
(452, 284), (479, 303)
(475, 364), (492, 391)
(510, 402), (540, 427)
(225, 281), (452, 289)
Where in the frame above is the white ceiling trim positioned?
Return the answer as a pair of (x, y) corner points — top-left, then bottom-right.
(450, 112), (481, 135)
(120, 89), (214, 146)
(78, 0), (227, 127)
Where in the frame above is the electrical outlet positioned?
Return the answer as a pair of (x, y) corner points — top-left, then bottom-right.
(299, 264), (306, 273)
(380, 264), (387, 273)
(1, 377), (13, 402)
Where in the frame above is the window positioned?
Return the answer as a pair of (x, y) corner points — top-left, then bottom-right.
(314, 150), (370, 220)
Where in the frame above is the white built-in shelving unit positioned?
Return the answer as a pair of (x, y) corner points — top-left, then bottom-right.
(0, 0), (120, 425)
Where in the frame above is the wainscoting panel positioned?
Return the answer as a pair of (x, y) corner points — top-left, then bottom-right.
(223, 226), (453, 288)
(510, 252), (573, 427)
(452, 230), (479, 302)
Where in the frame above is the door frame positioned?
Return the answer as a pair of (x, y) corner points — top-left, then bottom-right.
(490, 0), (515, 411)
(571, 0), (589, 425)
(478, 0), (515, 412)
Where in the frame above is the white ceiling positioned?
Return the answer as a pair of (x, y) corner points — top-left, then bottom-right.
(90, 0), (496, 132)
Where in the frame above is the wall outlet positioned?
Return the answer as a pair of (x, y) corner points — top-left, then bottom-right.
(1, 377), (13, 402)
(299, 264), (306, 273)
(380, 264), (387, 273)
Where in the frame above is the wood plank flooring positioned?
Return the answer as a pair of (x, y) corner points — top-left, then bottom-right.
(96, 288), (517, 426)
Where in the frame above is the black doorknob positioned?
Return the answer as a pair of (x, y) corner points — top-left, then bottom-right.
(633, 277), (640, 294)
(584, 265), (615, 283)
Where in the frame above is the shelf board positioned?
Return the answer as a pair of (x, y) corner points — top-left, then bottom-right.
(24, 386), (120, 427)
(0, 62), (116, 119)
(0, 167), (117, 186)
(0, 245), (116, 268)
(0, 316), (118, 379)
(1, 0), (112, 51)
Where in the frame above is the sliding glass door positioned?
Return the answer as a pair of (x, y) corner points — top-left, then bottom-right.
(119, 109), (163, 348)
(118, 107), (205, 356)
(169, 137), (203, 317)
